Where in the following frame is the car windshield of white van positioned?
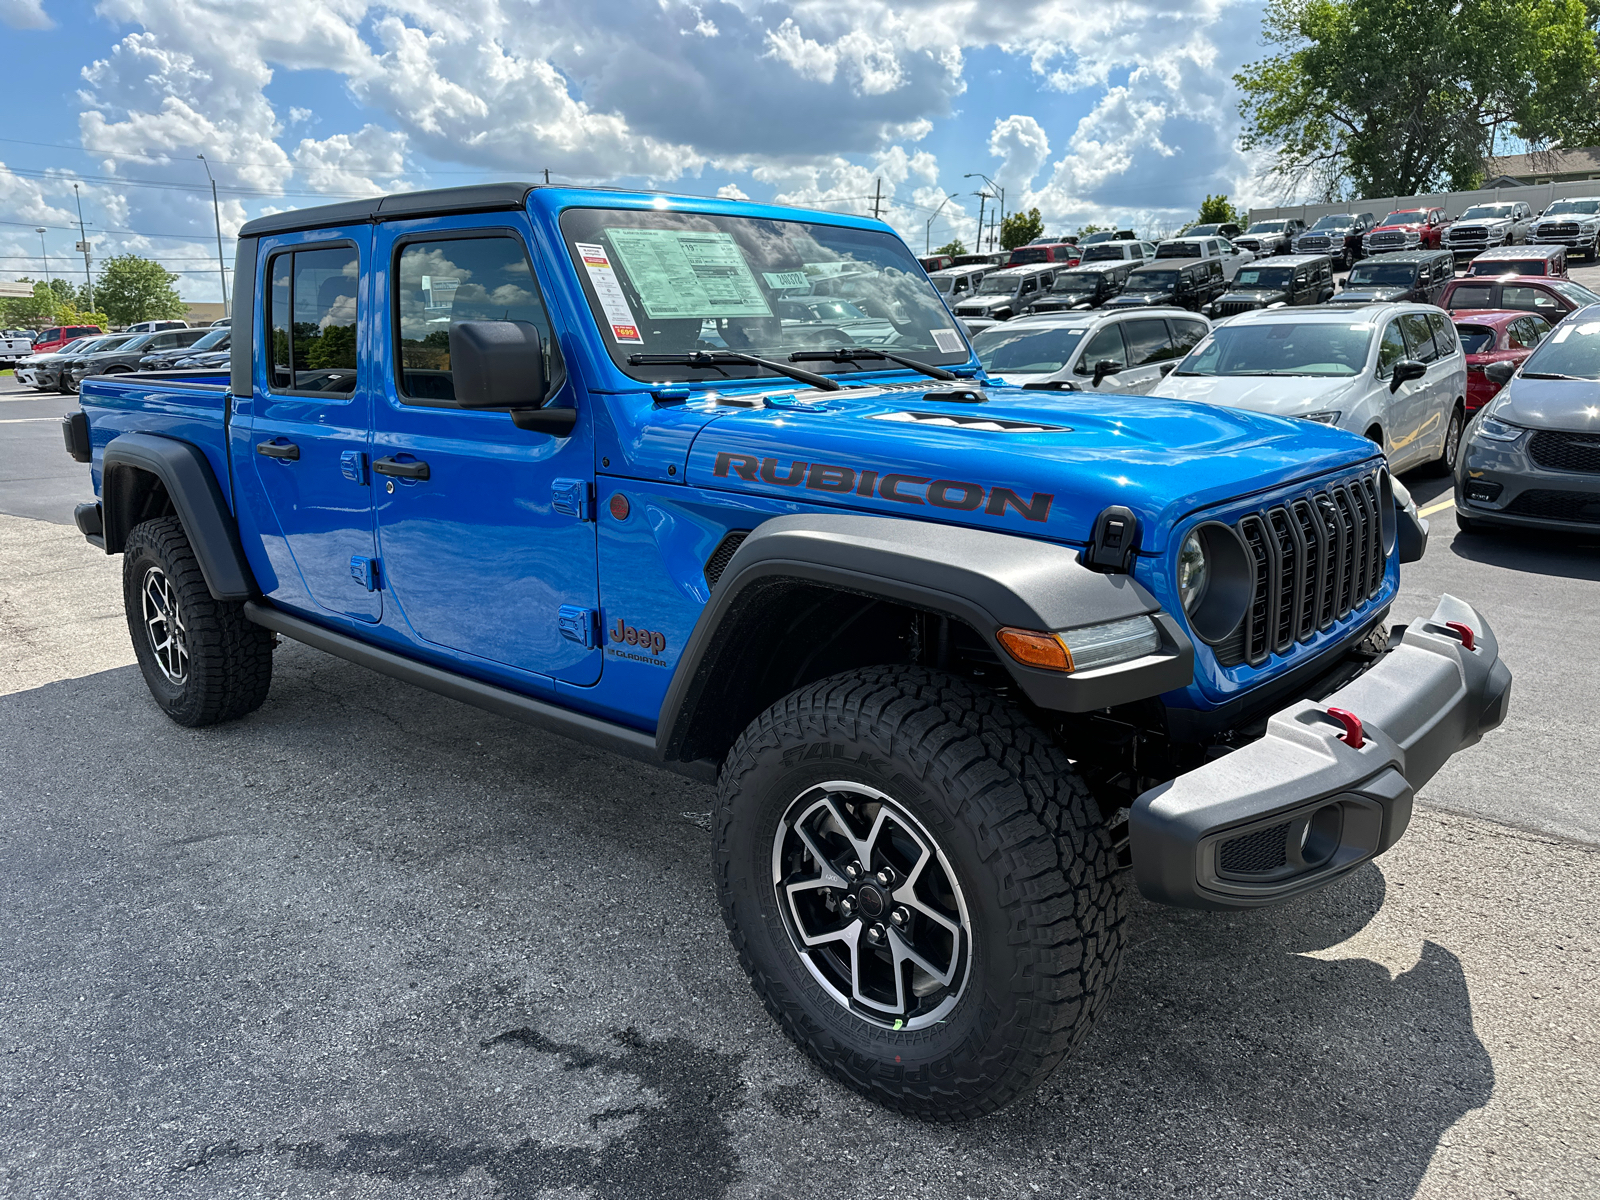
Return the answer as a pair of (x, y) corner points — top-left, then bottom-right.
(560, 208), (967, 383)
(971, 325), (1087, 373)
(1175, 322), (1369, 377)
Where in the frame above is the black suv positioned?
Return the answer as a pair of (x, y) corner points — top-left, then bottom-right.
(1205, 254), (1335, 318)
(1024, 262), (1135, 313)
(1105, 259), (1225, 311)
(1327, 249), (1456, 306)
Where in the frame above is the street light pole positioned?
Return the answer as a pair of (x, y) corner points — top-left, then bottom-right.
(964, 173), (1006, 251)
(35, 228), (50, 286)
(73, 183), (94, 312)
(925, 192), (959, 253)
(197, 155), (229, 318)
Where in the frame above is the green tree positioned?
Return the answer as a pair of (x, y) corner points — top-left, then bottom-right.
(95, 254), (187, 327)
(0, 280), (106, 331)
(1074, 223), (1107, 239)
(1236, 0), (1600, 199)
(1197, 194), (1241, 225)
(933, 238), (967, 257)
(1000, 207), (1045, 250)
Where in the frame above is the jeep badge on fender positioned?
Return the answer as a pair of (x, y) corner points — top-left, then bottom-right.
(611, 618), (666, 655)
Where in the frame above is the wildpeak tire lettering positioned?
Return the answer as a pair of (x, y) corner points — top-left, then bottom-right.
(712, 453), (1053, 523)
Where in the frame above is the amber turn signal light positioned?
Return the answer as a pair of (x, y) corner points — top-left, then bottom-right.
(996, 627), (1074, 673)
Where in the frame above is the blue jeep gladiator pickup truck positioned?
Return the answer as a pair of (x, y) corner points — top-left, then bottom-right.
(61, 183), (1511, 1120)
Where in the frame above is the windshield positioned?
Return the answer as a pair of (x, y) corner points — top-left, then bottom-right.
(1460, 205), (1517, 220)
(977, 274), (1020, 294)
(1008, 247), (1052, 264)
(1454, 325), (1496, 354)
(1380, 211), (1426, 225)
(186, 327), (230, 351)
(1468, 258), (1547, 277)
(1155, 242), (1201, 258)
(1250, 221), (1288, 233)
(1519, 317), (1600, 377)
(559, 208), (967, 381)
(1127, 270), (1178, 291)
(1545, 200), (1600, 216)
(1185, 224), (1222, 236)
(1232, 267), (1293, 289)
(1310, 215), (1354, 230)
(1551, 281), (1600, 307)
(1081, 245), (1128, 262)
(1053, 272), (1107, 291)
(1347, 262), (1418, 286)
(84, 335), (138, 354)
(972, 325), (1087, 374)
(1176, 321), (1369, 377)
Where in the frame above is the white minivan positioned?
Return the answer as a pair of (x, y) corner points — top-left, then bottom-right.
(1146, 303), (1469, 474)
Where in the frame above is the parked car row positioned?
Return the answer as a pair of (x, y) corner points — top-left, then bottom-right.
(11, 327), (214, 392)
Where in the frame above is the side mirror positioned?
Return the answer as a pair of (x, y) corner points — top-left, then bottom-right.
(1484, 359), (1517, 385)
(1390, 359), (1427, 392)
(1093, 359), (1122, 386)
(449, 320), (573, 435)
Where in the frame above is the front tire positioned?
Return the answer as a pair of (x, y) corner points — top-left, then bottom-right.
(123, 516), (274, 726)
(715, 666), (1124, 1120)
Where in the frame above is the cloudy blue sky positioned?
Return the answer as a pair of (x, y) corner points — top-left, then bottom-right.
(1, 0), (1282, 304)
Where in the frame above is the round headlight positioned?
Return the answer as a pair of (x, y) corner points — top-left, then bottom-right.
(1178, 530), (1209, 613)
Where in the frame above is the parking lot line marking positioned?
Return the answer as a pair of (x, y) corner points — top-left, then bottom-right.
(1420, 498), (1456, 518)
(0, 417), (59, 424)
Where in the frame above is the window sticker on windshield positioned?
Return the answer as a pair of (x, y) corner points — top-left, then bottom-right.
(762, 270), (810, 290)
(932, 328), (965, 354)
(604, 228), (772, 319)
(575, 242), (643, 343)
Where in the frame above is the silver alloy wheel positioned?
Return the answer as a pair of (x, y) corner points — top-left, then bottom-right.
(1445, 408), (1463, 472)
(141, 565), (189, 684)
(771, 781), (972, 1030)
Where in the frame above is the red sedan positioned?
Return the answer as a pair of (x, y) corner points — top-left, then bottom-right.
(1452, 309), (1555, 412)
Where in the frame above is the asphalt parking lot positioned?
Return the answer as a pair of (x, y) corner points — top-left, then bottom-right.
(2, 276), (1598, 1199)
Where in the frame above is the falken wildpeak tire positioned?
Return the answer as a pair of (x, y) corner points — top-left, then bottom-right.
(122, 516), (273, 727)
(715, 665), (1125, 1121)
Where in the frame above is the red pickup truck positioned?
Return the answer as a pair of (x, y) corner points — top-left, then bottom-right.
(1364, 208), (1449, 255)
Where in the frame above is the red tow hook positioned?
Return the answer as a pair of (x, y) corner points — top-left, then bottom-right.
(1327, 707), (1365, 749)
(1444, 620), (1477, 651)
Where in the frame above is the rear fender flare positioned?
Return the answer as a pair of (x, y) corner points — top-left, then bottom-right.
(101, 432), (256, 601)
(655, 513), (1194, 766)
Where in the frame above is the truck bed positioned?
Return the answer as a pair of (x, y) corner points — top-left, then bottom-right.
(78, 371), (233, 508)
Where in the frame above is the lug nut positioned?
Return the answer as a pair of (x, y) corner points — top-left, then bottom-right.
(890, 907), (909, 926)
(876, 868), (894, 886)
(866, 923), (885, 943)
(839, 896), (856, 918)
(845, 863), (861, 880)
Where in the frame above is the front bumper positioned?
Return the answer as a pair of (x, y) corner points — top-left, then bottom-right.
(1130, 595), (1510, 910)
(1456, 429), (1600, 530)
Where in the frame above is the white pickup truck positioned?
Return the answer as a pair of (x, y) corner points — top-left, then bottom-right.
(0, 330), (35, 365)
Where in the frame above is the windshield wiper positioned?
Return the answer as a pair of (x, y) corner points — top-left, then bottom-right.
(627, 350), (841, 391)
(788, 347), (958, 381)
(1521, 372), (1590, 381)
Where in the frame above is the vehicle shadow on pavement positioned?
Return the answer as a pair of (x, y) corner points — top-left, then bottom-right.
(0, 653), (1495, 1200)
(1450, 525), (1600, 578)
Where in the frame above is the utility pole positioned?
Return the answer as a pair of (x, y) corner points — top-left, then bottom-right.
(73, 183), (94, 311)
(973, 192), (988, 253)
(197, 155), (230, 318)
(544, 167), (551, 184)
(964, 173), (1006, 251)
(872, 178), (883, 220)
(36, 228), (50, 286)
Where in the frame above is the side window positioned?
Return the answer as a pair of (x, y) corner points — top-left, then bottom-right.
(1400, 312), (1439, 363)
(267, 245), (359, 395)
(1427, 311), (1457, 355)
(1446, 283), (1492, 311)
(395, 234), (564, 405)
(1507, 319), (1531, 350)
(1021, 278), (1037, 295)
(1075, 322), (1128, 374)
(1377, 320), (1408, 376)
(1124, 318), (1174, 366)
(1525, 315), (1552, 343)
(1168, 320), (1208, 357)
(1502, 285), (1562, 314)
(1294, 270), (1309, 288)
(148, 333), (177, 351)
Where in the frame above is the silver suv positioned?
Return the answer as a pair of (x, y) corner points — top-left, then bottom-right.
(970, 308), (1211, 395)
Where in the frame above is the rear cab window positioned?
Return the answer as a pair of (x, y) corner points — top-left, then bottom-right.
(267, 244), (360, 396)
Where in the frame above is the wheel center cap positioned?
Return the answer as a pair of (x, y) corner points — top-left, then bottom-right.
(856, 884), (886, 918)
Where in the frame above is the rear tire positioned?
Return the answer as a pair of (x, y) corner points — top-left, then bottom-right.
(123, 516), (273, 726)
(715, 665), (1124, 1121)
(1426, 403), (1465, 476)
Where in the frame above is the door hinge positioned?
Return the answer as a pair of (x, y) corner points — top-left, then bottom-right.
(558, 605), (599, 648)
(341, 450), (368, 484)
(350, 555), (382, 591)
(552, 478), (595, 521)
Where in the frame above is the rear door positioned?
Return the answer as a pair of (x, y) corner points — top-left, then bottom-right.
(1500, 283), (1569, 320)
(368, 216), (601, 684)
(248, 231), (382, 623)
(1396, 311), (1445, 469)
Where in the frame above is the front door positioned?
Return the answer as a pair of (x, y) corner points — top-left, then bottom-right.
(1396, 311), (1445, 469)
(250, 232), (381, 623)
(370, 218), (601, 684)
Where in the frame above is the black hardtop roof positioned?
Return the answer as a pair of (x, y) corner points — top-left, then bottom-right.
(239, 183), (542, 238)
(1352, 249), (1452, 263)
(1240, 253), (1333, 267)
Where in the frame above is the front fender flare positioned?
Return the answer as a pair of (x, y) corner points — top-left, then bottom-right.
(655, 513), (1193, 765)
(101, 432), (256, 601)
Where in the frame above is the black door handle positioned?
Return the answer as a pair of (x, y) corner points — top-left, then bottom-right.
(373, 456), (430, 481)
(256, 440), (299, 460)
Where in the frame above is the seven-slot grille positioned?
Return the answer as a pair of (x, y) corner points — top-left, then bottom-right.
(1214, 298), (1264, 317)
(1529, 430), (1600, 474)
(1215, 474), (1387, 668)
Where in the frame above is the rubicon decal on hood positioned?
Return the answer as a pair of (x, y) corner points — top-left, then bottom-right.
(712, 452), (1053, 523)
